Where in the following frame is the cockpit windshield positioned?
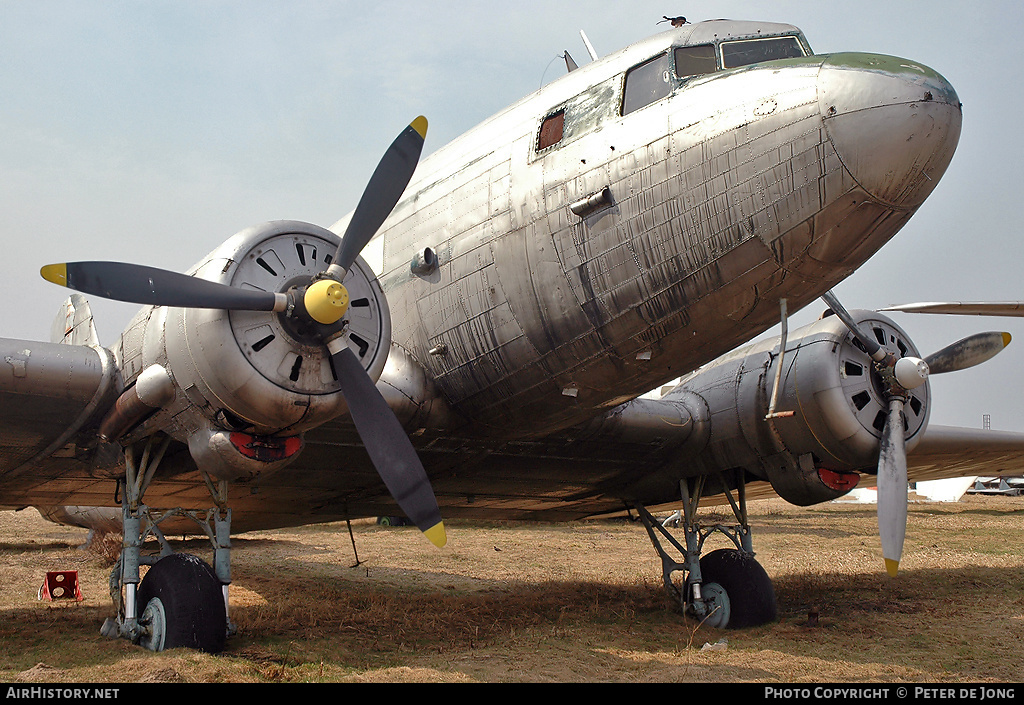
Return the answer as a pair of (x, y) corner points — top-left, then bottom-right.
(674, 44), (718, 79)
(720, 36), (805, 69)
(539, 27), (812, 154)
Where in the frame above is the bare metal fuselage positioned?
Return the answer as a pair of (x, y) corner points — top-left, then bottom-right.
(4, 20), (965, 528)
(364, 24), (961, 438)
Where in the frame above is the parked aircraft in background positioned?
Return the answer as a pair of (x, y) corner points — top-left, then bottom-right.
(968, 477), (1024, 496)
(4, 18), (1023, 653)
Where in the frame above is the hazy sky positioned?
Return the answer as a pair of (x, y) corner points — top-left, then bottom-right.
(2, 1), (1022, 431)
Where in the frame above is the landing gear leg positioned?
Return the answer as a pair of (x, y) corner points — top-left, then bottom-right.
(190, 470), (236, 643)
(101, 435), (232, 653)
(635, 472), (776, 629)
(101, 435), (172, 645)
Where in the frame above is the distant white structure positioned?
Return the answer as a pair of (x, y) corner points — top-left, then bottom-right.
(835, 477), (977, 504)
(915, 477), (979, 502)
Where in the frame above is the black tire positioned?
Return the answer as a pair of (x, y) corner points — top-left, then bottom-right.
(137, 553), (226, 653)
(692, 548), (777, 629)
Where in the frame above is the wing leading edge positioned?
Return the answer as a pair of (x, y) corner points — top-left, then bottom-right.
(882, 302), (1024, 316)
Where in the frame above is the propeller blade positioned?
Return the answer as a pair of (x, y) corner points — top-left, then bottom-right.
(877, 398), (908, 577)
(821, 290), (886, 361)
(329, 343), (446, 548)
(330, 117), (427, 276)
(41, 262), (286, 312)
(924, 331), (1012, 375)
(824, 293), (1006, 575)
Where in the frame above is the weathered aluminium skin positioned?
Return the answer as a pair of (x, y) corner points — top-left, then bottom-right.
(14, 17), (1024, 652)
(0, 20), (968, 527)
(370, 21), (961, 439)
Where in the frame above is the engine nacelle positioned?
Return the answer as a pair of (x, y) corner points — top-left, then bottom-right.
(664, 310), (930, 505)
(112, 221), (392, 479)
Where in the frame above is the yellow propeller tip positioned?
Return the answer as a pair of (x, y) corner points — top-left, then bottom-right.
(40, 263), (68, 286)
(410, 116), (428, 140)
(423, 521), (447, 548)
(1003, 332), (1012, 347)
(884, 558), (900, 577)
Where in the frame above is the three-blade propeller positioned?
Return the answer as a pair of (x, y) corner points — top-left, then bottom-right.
(39, 261), (288, 312)
(822, 291), (1010, 575)
(41, 117), (446, 548)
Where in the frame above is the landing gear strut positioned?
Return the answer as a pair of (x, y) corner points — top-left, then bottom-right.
(635, 472), (776, 629)
(101, 435), (233, 653)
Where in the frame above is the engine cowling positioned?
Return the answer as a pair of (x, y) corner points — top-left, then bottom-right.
(767, 312), (929, 473)
(654, 310), (930, 505)
(112, 220), (392, 479)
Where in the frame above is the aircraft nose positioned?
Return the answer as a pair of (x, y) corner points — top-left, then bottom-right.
(819, 53), (962, 208)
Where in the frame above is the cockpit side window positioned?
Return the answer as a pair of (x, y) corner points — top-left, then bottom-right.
(622, 52), (673, 115)
(720, 36), (805, 69)
(674, 44), (718, 79)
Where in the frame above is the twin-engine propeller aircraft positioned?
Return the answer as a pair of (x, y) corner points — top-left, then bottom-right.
(4, 18), (1024, 652)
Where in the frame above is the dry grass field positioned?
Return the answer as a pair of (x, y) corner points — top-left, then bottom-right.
(1, 494), (1022, 683)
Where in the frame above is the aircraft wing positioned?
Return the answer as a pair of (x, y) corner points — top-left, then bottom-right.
(668, 425), (1024, 511)
(3, 341), (1023, 526)
(906, 424), (1024, 482)
(882, 302), (1024, 316)
(681, 424), (1024, 511)
(0, 337), (120, 508)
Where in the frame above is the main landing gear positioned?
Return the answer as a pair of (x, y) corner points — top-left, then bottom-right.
(634, 472), (777, 629)
(100, 435), (232, 653)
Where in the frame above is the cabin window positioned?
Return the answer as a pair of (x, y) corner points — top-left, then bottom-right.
(538, 110), (565, 150)
(720, 36), (805, 69)
(674, 44), (718, 79)
(622, 52), (673, 115)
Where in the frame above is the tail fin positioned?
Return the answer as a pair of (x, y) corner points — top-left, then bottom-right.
(50, 293), (100, 346)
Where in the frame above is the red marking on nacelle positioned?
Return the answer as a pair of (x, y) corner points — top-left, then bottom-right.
(817, 467), (861, 492)
(229, 433), (303, 463)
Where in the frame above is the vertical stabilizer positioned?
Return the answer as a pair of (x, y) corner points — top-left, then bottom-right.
(51, 294), (100, 347)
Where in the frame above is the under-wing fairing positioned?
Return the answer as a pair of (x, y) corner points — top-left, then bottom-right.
(3, 18), (1022, 651)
